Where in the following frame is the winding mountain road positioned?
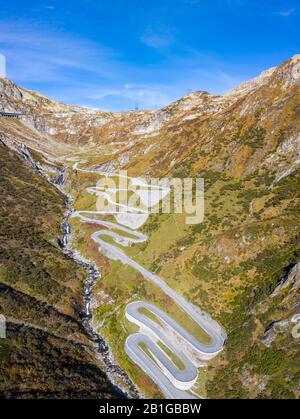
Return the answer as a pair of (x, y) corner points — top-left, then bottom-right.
(72, 166), (226, 398)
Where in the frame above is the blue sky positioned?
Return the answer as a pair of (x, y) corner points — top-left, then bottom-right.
(0, 0), (299, 111)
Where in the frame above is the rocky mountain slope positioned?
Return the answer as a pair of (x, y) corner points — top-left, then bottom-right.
(0, 54), (300, 398)
(0, 139), (122, 398)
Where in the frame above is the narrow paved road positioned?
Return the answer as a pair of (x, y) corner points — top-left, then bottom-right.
(72, 167), (226, 398)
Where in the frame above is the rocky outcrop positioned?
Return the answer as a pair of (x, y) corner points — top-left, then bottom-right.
(262, 319), (291, 346)
(272, 263), (300, 296)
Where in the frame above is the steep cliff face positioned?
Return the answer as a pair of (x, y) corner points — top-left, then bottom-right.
(0, 55), (300, 399)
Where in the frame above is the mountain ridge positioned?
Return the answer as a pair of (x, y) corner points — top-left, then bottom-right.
(1, 54), (299, 172)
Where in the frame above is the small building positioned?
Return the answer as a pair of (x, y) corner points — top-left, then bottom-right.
(0, 111), (25, 118)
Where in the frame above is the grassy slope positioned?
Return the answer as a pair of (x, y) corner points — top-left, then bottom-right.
(138, 82), (300, 398)
(0, 142), (120, 398)
(165, 83), (300, 399)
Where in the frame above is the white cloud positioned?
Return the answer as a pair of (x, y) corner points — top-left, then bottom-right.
(87, 84), (173, 109)
(0, 19), (118, 83)
(142, 33), (174, 49)
(141, 26), (174, 50)
(276, 8), (295, 17)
